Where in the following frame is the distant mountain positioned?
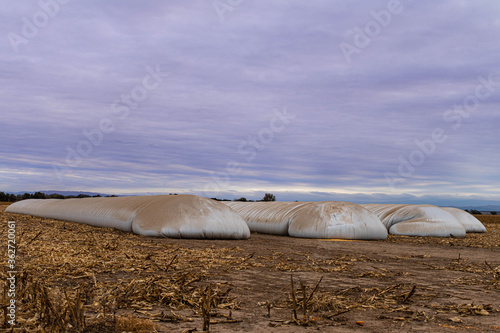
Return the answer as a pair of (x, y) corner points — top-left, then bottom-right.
(454, 205), (500, 212)
(470, 205), (500, 212)
(14, 190), (114, 197)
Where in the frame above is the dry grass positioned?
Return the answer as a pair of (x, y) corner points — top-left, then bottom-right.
(0, 207), (242, 332)
(477, 214), (500, 224)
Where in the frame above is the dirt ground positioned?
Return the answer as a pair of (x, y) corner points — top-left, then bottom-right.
(1, 203), (499, 332)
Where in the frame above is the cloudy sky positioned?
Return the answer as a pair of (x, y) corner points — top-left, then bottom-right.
(1, 0), (499, 205)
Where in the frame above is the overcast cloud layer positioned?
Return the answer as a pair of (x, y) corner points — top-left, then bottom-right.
(1, 0), (499, 205)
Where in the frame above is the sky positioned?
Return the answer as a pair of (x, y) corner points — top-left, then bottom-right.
(1, 0), (499, 206)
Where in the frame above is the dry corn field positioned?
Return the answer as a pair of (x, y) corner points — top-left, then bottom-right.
(1, 203), (499, 332)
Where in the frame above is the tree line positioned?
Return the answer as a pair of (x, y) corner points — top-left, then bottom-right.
(464, 209), (498, 215)
(211, 193), (277, 202)
(2, 191), (278, 203)
(0, 192), (117, 202)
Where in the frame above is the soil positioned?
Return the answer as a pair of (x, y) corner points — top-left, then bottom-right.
(1, 203), (499, 332)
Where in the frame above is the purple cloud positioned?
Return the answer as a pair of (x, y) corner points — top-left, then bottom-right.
(1, 1), (499, 205)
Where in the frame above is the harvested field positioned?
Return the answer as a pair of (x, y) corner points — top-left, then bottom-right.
(1, 203), (499, 332)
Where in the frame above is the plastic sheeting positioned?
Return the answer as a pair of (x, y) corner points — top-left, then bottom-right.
(361, 204), (485, 237)
(6, 195), (250, 239)
(441, 207), (487, 233)
(224, 201), (388, 240)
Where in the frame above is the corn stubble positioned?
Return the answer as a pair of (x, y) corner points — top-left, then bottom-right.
(0, 210), (242, 332)
(0, 207), (499, 332)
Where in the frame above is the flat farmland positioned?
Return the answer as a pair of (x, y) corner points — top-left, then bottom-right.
(1, 203), (499, 332)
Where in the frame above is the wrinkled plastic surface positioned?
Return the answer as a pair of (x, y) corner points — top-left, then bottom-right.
(441, 207), (486, 233)
(225, 201), (388, 240)
(361, 204), (485, 237)
(6, 195), (250, 239)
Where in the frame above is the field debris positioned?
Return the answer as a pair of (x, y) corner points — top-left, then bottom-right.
(1, 204), (499, 332)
